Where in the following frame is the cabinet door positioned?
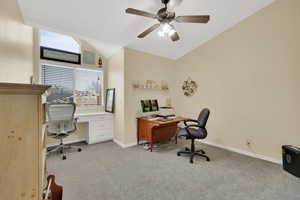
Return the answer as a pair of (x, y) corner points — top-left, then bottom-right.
(0, 95), (39, 200)
(88, 119), (113, 144)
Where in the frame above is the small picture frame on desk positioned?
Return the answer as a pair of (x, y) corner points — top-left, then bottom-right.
(105, 88), (115, 113)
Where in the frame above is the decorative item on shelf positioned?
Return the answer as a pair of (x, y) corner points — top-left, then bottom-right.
(161, 80), (169, 90)
(146, 80), (152, 89)
(132, 80), (140, 89)
(182, 77), (197, 96)
(131, 80), (169, 91)
(154, 82), (160, 89)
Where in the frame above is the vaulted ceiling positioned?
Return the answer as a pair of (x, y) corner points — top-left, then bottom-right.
(18, 0), (273, 59)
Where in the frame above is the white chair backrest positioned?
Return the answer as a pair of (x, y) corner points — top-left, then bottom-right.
(47, 103), (76, 135)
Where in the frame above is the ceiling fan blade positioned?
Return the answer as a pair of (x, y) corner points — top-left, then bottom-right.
(170, 31), (180, 42)
(176, 15), (210, 23)
(138, 24), (160, 38)
(126, 8), (157, 19)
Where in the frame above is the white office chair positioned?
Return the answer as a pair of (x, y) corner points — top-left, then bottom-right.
(47, 103), (82, 160)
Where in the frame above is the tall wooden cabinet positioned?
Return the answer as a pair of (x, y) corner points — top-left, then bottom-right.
(0, 83), (49, 200)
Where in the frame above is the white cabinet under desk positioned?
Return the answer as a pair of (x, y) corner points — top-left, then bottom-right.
(75, 112), (113, 144)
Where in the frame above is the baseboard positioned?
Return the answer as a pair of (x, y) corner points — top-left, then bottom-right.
(47, 139), (86, 148)
(113, 139), (137, 148)
(199, 140), (282, 165)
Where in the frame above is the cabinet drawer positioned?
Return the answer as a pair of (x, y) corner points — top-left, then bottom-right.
(92, 129), (113, 137)
(93, 120), (113, 130)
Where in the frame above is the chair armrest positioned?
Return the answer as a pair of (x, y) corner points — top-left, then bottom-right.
(184, 119), (199, 127)
(184, 124), (202, 137)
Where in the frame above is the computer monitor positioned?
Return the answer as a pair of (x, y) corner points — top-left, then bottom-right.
(141, 99), (159, 113)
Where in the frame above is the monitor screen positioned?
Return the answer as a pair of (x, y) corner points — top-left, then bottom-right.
(141, 99), (159, 113)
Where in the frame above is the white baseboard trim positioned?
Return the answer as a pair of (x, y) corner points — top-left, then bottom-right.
(113, 139), (137, 148)
(47, 139), (86, 148)
(199, 140), (282, 165)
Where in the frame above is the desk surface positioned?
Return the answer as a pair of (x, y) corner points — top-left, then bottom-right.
(137, 116), (187, 125)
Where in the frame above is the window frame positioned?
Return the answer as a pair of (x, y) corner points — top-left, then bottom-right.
(40, 63), (104, 107)
(40, 46), (81, 65)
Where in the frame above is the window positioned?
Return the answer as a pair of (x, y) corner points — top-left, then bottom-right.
(41, 64), (102, 105)
(40, 30), (81, 53)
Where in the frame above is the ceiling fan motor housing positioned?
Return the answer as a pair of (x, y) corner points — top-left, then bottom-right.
(161, 0), (170, 5)
(157, 8), (175, 23)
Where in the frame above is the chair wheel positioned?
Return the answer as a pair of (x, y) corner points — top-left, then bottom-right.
(185, 147), (189, 151)
(62, 155), (66, 160)
(78, 148), (82, 152)
(206, 157), (210, 162)
(177, 152), (181, 156)
(201, 150), (206, 154)
(190, 159), (194, 164)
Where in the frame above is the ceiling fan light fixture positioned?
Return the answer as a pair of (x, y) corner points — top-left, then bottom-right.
(157, 30), (165, 37)
(158, 23), (175, 37)
(168, 29), (176, 36)
(162, 23), (172, 33)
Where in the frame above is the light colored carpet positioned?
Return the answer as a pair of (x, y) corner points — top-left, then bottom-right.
(47, 140), (300, 200)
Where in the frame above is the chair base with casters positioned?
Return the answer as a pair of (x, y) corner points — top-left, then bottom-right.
(177, 139), (210, 164)
(47, 138), (82, 160)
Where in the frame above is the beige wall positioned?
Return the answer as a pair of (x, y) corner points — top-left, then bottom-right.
(0, 0), (34, 83)
(124, 48), (175, 144)
(107, 48), (175, 145)
(108, 48), (125, 142)
(173, 0), (300, 160)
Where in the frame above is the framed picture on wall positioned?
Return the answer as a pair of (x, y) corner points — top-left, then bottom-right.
(105, 88), (115, 113)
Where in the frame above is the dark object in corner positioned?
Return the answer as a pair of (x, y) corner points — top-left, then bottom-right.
(282, 145), (300, 178)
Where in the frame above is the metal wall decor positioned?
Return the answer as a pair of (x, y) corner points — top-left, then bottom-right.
(182, 77), (197, 97)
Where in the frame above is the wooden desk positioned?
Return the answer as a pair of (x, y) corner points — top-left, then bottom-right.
(137, 117), (186, 152)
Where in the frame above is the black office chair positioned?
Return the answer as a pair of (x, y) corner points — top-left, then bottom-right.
(177, 108), (210, 164)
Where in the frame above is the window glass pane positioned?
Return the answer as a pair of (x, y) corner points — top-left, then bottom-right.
(74, 69), (102, 105)
(41, 65), (74, 103)
(40, 30), (81, 53)
(41, 65), (102, 105)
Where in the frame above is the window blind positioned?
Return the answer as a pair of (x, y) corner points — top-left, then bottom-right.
(41, 64), (74, 91)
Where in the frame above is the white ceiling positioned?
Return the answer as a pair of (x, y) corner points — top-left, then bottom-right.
(18, 0), (273, 59)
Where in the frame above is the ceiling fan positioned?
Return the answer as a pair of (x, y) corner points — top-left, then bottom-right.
(125, 0), (210, 42)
